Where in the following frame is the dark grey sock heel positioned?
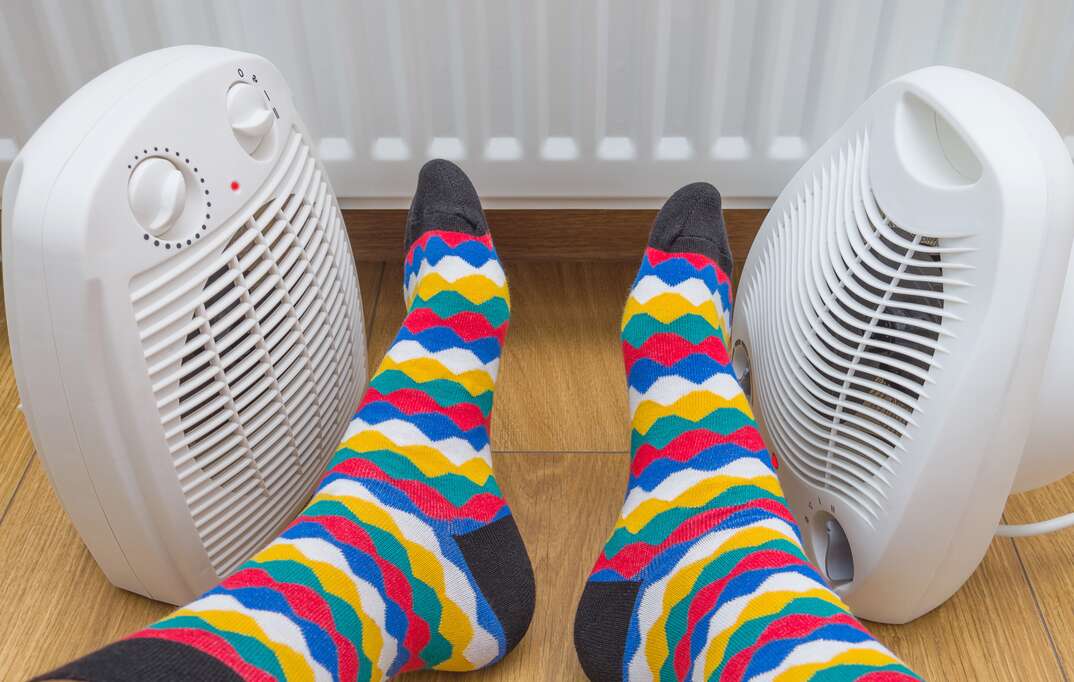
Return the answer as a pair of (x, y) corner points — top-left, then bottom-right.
(573, 579), (642, 681)
(454, 515), (537, 656)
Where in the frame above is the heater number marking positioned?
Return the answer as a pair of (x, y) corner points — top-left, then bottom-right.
(237, 67), (259, 84)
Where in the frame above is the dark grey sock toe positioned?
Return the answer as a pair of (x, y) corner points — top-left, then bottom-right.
(404, 159), (489, 253)
(648, 181), (733, 276)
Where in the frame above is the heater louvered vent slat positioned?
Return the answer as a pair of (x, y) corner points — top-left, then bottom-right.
(739, 130), (974, 524)
(130, 129), (363, 576)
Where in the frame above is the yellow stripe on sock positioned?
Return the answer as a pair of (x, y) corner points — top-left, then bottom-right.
(632, 392), (754, 434)
(316, 493), (479, 666)
(379, 356), (495, 396)
(616, 475), (783, 533)
(622, 293), (729, 338)
(638, 525), (812, 670)
(341, 432), (494, 484)
(703, 589), (850, 675)
(255, 544), (385, 679)
(408, 272), (509, 308)
(171, 607), (316, 682)
(772, 648), (906, 682)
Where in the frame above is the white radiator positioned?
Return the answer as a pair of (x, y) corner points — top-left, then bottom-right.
(2, 0), (1074, 207)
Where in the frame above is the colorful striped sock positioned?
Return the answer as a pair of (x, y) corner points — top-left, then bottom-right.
(573, 183), (919, 682)
(40, 160), (535, 682)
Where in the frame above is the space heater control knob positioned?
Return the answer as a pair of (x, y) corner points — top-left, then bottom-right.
(128, 157), (186, 236)
(226, 82), (274, 155)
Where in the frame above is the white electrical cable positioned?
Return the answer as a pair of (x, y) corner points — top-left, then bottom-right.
(996, 512), (1074, 537)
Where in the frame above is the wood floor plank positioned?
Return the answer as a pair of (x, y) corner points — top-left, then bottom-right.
(0, 287), (34, 520)
(0, 457), (172, 681)
(364, 263), (401, 368)
(356, 260), (384, 333)
(868, 535), (1064, 681)
(0, 332), (33, 520)
(496, 261), (634, 452)
(1005, 476), (1074, 678)
(367, 261), (636, 453)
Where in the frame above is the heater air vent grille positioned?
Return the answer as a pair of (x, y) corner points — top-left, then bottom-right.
(741, 130), (974, 523)
(130, 129), (363, 576)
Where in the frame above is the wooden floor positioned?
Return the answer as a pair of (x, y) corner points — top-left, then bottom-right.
(1, 260), (1074, 681)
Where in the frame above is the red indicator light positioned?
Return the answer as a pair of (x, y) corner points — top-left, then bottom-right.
(230, 181), (240, 191)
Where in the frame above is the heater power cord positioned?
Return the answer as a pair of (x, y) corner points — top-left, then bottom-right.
(996, 511), (1074, 537)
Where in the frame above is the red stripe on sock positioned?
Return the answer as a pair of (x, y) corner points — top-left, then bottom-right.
(302, 513), (430, 664)
(362, 387), (487, 430)
(678, 549), (807, 650)
(719, 612), (870, 681)
(858, 673), (921, 681)
(330, 458), (505, 523)
(403, 308), (507, 344)
(221, 568), (358, 681)
(622, 334), (730, 373)
(593, 499), (796, 579)
(631, 426), (766, 477)
(675, 550), (813, 677)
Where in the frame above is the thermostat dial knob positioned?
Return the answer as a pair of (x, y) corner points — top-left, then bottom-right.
(128, 157), (186, 236)
(226, 82), (274, 155)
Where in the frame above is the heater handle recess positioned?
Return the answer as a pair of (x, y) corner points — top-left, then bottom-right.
(996, 512), (1074, 537)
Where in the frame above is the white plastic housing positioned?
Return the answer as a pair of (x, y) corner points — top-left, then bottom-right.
(732, 66), (1074, 623)
(1019, 235), (1074, 492)
(2, 46), (367, 604)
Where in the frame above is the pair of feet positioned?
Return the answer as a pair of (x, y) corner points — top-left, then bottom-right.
(43, 161), (918, 682)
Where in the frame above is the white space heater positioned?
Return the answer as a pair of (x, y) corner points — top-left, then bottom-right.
(2, 46), (367, 604)
(732, 66), (1074, 623)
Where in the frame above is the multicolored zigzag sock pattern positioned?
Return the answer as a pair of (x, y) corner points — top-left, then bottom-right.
(42, 230), (534, 682)
(574, 246), (920, 681)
